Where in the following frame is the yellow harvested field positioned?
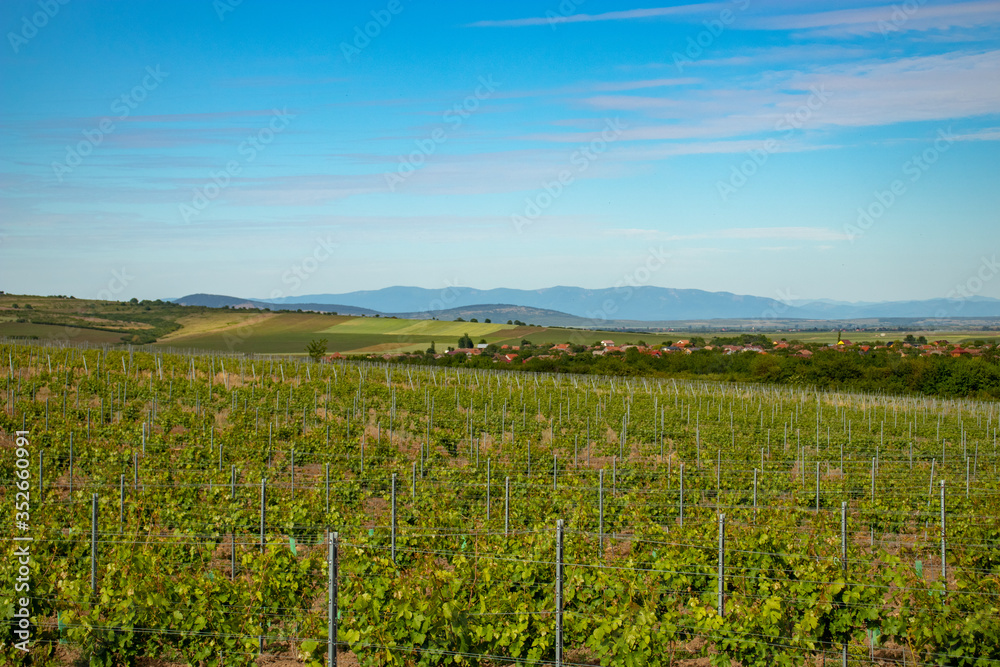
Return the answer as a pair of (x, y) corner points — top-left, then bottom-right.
(321, 318), (511, 337)
(158, 312), (275, 341)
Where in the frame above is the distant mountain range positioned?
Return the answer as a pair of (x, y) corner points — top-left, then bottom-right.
(394, 304), (593, 327)
(171, 294), (601, 326)
(172, 287), (1000, 327)
(172, 294), (379, 316)
(260, 286), (1000, 320)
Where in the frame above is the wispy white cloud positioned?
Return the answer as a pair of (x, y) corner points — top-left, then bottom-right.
(219, 76), (347, 88)
(748, 1), (1000, 36)
(119, 110), (286, 123)
(538, 50), (1000, 144)
(607, 226), (851, 242)
(719, 227), (850, 241)
(949, 126), (1000, 141)
(590, 78), (700, 92)
(789, 50), (1000, 127)
(675, 45), (876, 68)
(613, 140), (839, 159)
(467, 4), (725, 28)
(479, 78), (700, 103)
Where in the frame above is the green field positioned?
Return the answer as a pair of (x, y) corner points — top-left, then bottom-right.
(320, 317), (510, 338)
(154, 313), (514, 355)
(157, 313), (359, 354)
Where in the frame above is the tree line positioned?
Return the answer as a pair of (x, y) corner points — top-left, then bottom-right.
(390, 344), (1000, 400)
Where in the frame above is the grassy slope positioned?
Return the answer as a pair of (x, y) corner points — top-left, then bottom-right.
(157, 311), (276, 339)
(0, 294), (190, 344)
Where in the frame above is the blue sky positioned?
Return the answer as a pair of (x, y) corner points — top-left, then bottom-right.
(1, 0), (998, 304)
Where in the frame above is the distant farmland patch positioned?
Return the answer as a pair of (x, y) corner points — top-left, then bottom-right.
(321, 317), (511, 338)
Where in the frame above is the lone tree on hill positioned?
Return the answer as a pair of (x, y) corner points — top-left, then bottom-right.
(306, 338), (328, 361)
(458, 333), (474, 349)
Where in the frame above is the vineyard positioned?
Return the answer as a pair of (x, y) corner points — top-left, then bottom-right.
(2, 339), (1000, 666)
